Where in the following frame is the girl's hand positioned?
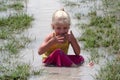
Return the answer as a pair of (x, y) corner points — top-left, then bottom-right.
(65, 30), (80, 55)
(52, 33), (66, 43)
(65, 30), (76, 43)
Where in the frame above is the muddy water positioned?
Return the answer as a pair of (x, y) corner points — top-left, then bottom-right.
(20, 0), (101, 80)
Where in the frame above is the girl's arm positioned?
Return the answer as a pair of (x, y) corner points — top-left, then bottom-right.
(38, 33), (66, 55)
(70, 37), (80, 55)
(66, 31), (80, 55)
(38, 34), (54, 55)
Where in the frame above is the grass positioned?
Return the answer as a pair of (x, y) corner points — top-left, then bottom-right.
(89, 16), (116, 28)
(31, 68), (45, 75)
(61, 0), (80, 7)
(0, 13), (33, 32)
(0, 13), (33, 54)
(0, 63), (30, 80)
(0, 63), (44, 80)
(8, 2), (24, 10)
(79, 15), (120, 54)
(95, 58), (120, 80)
(0, 1), (24, 11)
(74, 13), (81, 19)
(0, 1), (7, 11)
(87, 48), (101, 63)
(0, 7), (7, 11)
(0, 29), (9, 39)
(3, 35), (32, 54)
(88, 11), (97, 16)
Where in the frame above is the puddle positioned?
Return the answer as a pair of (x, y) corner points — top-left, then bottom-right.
(18, 0), (104, 80)
(0, 0), (118, 79)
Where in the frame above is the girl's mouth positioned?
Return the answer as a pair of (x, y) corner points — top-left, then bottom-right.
(60, 33), (67, 36)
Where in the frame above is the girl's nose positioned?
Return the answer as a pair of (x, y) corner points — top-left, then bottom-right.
(60, 30), (65, 34)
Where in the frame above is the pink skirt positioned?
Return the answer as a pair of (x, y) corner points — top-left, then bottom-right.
(43, 49), (84, 67)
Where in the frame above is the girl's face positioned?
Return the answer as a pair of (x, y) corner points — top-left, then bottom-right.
(52, 23), (70, 36)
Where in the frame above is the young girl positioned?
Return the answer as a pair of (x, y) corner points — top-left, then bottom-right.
(38, 8), (84, 67)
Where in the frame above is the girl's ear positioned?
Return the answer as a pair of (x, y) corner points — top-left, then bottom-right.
(51, 24), (54, 29)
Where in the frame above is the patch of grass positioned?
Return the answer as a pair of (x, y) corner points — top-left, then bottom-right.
(61, 0), (80, 7)
(0, 64), (30, 80)
(0, 13), (33, 32)
(32, 68), (44, 75)
(0, 7), (7, 11)
(74, 13), (81, 19)
(4, 40), (20, 54)
(88, 11), (97, 16)
(4, 36), (32, 54)
(0, 0), (33, 60)
(88, 48), (101, 63)
(8, 2), (24, 10)
(0, 1), (7, 11)
(0, 1), (25, 11)
(0, 63), (44, 80)
(102, 0), (120, 16)
(79, 28), (102, 48)
(79, 15), (119, 54)
(0, 29), (10, 39)
(89, 16), (116, 28)
(95, 58), (120, 80)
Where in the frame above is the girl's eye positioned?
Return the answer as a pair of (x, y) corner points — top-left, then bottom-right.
(64, 27), (68, 29)
(56, 27), (61, 29)
(55, 26), (69, 30)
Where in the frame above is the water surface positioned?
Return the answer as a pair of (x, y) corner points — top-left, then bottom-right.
(21, 0), (102, 80)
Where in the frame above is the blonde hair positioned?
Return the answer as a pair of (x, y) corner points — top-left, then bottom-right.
(52, 8), (71, 25)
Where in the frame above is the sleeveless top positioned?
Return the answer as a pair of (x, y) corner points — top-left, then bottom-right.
(42, 33), (69, 60)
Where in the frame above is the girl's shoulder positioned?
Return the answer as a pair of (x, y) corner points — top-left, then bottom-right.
(47, 32), (54, 38)
(45, 32), (54, 41)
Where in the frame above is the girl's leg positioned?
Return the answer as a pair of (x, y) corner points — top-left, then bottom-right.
(43, 49), (59, 66)
(67, 55), (84, 65)
(43, 49), (74, 67)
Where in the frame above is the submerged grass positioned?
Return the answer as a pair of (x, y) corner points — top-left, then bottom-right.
(0, 63), (44, 80)
(3, 35), (32, 54)
(74, 13), (81, 19)
(8, 2), (24, 10)
(0, 13), (33, 32)
(0, 63), (30, 80)
(0, 29), (9, 39)
(0, 0), (25, 11)
(79, 15), (120, 54)
(61, 0), (80, 7)
(0, 13), (33, 54)
(0, 6), (7, 11)
(0, 1), (7, 11)
(95, 58), (120, 80)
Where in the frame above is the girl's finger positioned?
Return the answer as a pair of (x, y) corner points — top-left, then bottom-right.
(58, 40), (64, 43)
(70, 30), (73, 35)
(53, 33), (56, 37)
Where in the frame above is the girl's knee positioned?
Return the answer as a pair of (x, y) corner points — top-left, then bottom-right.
(51, 49), (63, 55)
